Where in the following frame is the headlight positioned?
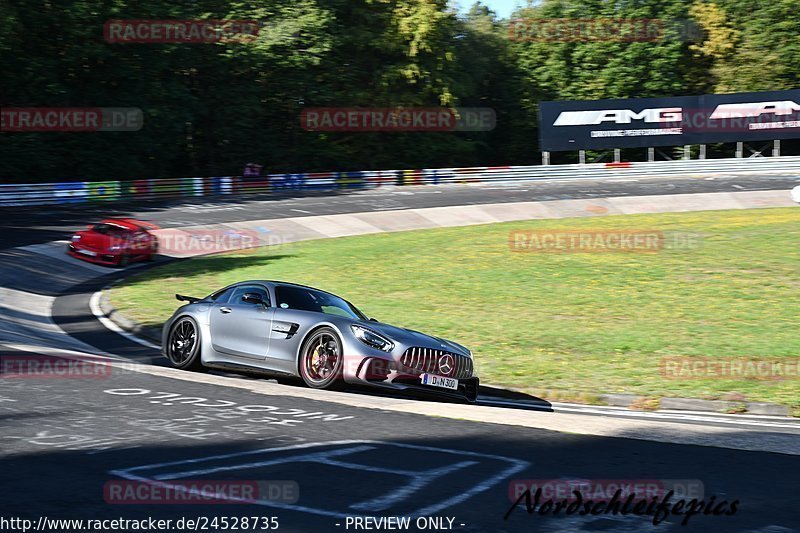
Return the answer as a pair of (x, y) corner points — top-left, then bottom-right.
(351, 325), (394, 352)
(71, 235), (81, 241)
(109, 245), (121, 251)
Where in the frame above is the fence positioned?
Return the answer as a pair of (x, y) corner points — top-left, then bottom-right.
(2, 156), (799, 207)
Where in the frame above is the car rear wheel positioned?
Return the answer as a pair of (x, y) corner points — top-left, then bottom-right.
(166, 317), (204, 371)
(147, 240), (159, 261)
(299, 327), (344, 390)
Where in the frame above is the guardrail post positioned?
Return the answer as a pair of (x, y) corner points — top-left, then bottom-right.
(613, 149), (620, 163)
(647, 147), (654, 162)
(736, 142), (744, 158)
(578, 150), (586, 164)
(683, 145), (691, 160)
(542, 151), (550, 166)
(699, 145), (706, 160)
(774, 140), (781, 157)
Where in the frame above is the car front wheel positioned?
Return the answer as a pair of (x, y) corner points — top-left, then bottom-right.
(299, 327), (344, 390)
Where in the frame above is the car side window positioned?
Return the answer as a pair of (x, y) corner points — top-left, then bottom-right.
(209, 287), (233, 304)
(229, 285), (270, 306)
(275, 286), (322, 313)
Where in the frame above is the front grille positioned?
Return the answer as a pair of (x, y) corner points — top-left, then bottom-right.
(400, 347), (473, 379)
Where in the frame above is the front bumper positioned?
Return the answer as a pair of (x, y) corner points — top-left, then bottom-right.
(348, 355), (479, 402)
(67, 243), (122, 266)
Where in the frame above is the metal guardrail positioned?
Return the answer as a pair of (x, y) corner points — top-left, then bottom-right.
(1, 156), (799, 207)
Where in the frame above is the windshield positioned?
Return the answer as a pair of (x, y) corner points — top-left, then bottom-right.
(275, 285), (367, 320)
(92, 223), (129, 236)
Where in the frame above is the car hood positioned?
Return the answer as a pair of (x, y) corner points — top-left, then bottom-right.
(358, 321), (471, 357)
(74, 230), (124, 250)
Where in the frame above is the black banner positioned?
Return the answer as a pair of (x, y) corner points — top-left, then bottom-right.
(539, 90), (800, 151)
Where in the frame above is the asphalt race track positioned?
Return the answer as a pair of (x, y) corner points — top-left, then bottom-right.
(2, 173), (798, 250)
(2, 348), (799, 533)
(2, 175), (799, 533)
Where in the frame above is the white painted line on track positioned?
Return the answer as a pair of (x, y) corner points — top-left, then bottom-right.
(18, 241), (116, 274)
(89, 290), (161, 351)
(2, 342), (126, 362)
(478, 398), (799, 430)
(110, 440), (528, 519)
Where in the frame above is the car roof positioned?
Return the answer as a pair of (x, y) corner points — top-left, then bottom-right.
(98, 218), (158, 231)
(238, 280), (324, 291)
(98, 218), (141, 231)
(227, 280), (345, 297)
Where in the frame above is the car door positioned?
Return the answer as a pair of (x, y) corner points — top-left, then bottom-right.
(265, 285), (326, 373)
(209, 284), (274, 361)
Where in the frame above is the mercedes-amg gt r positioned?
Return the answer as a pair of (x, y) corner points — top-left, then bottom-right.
(162, 281), (479, 401)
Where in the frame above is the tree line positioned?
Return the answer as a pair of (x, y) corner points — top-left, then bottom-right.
(1, 0), (798, 182)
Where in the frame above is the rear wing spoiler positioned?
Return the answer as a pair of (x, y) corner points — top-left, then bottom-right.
(176, 294), (201, 303)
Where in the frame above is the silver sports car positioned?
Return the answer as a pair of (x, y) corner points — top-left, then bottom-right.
(162, 280), (479, 401)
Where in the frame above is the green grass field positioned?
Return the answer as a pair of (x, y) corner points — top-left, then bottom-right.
(110, 207), (800, 415)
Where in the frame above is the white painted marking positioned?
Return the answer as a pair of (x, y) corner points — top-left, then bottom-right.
(290, 208), (313, 214)
(350, 460), (476, 512)
(18, 241), (114, 274)
(478, 398), (800, 430)
(110, 440), (529, 519)
(152, 445), (378, 480)
(89, 290), (160, 350)
(1, 342), (122, 361)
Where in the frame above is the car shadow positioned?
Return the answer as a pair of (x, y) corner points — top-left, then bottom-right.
(265, 377), (553, 412)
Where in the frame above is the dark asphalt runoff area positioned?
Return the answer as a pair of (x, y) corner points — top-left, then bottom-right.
(2, 346), (799, 533)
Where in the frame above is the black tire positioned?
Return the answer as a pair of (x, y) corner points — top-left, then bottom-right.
(299, 327), (344, 390)
(147, 239), (159, 261)
(118, 253), (130, 267)
(166, 317), (204, 371)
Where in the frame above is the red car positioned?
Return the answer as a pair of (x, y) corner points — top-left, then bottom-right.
(67, 218), (159, 267)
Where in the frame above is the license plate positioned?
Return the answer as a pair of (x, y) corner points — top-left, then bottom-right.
(77, 249), (97, 257)
(420, 373), (458, 390)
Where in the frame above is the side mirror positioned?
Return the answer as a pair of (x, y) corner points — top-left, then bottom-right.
(242, 292), (265, 305)
(369, 317), (379, 322)
(87, 224), (94, 230)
